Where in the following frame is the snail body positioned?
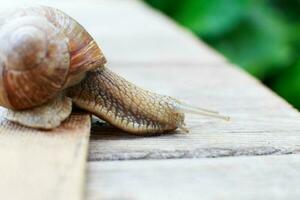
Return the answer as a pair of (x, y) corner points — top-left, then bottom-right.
(0, 6), (228, 135)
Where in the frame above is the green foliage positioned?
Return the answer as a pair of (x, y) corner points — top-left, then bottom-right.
(173, 0), (248, 38)
(273, 60), (300, 107)
(145, 0), (300, 109)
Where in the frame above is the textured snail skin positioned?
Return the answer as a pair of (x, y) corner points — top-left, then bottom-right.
(68, 67), (185, 134)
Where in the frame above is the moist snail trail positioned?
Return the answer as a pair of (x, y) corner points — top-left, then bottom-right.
(0, 6), (229, 135)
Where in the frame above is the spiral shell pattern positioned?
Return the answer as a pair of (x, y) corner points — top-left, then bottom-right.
(0, 6), (106, 110)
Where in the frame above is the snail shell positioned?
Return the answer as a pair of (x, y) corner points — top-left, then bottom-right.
(0, 6), (106, 110)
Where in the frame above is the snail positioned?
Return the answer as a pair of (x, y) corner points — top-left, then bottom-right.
(0, 6), (229, 135)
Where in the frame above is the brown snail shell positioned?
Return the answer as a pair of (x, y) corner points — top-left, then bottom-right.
(0, 6), (105, 110)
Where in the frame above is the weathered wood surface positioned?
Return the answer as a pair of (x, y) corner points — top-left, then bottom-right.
(81, 1), (300, 161)
(18, 0), (299, 160)
(83, 1), (300, 199)
(0, 3), (92, 200)
(0, 1), (136, 200)
(1, 0), (300, 200)
(89, 64), (300, 161)
(0, 110), (90, 200)
(87, 155), (300, 200)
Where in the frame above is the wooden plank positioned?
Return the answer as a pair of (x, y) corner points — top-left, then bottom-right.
(0, 110), (91, 200)
(2, 0), (300, 199)
(46, 0), (294, 161)
(89, 63), (300, 161)
(0, 2), (92, 200)
(87, 155), (300, 200)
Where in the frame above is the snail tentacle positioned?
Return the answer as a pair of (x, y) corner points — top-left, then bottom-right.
(174, 102), (230, 121)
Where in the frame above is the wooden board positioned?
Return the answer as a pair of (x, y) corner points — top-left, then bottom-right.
(0, 2), (93, 200)
(87, 155), (300, 200)
(82, 1), (300, 199)
(1, 0), (300, 199)
(85, 1), (300, 161)
(89, 63), (300, 161)
(0, 110), (91, 200)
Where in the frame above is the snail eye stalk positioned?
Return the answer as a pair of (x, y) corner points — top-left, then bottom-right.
(176, 102), (230, 121)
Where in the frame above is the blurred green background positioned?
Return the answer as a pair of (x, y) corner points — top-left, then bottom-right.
(144, 0), (300, 110)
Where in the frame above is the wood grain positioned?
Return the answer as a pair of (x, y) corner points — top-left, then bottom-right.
(54, 0), (300, 161)
(87, 155), (300, 200)
(0, 110), (91, 200)
(0, 2), (93, 200)
(1, 0), (300, 200)
(89, 63), (300, 161)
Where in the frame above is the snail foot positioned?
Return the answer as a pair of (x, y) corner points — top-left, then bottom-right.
(5, 94), (72, 129)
